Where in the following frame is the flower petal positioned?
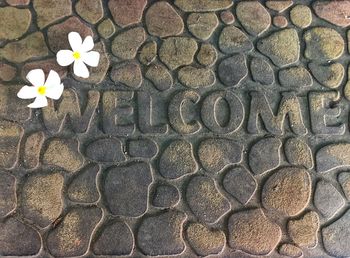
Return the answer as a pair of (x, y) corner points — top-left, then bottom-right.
(73, 60), (90, 78)
(45, 70), (61, 87)
(81, 36), (94, 52)
(17, 86), (38, 99)
(27, 96), (48, 108)
(46, 83), (64, 100)
(82, 51), (100, 67)
(57, 50), (74, 66)
(68, 31), (83, 52)
(26, 69), (45, 87)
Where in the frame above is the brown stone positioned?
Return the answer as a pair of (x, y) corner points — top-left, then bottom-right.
(290, 5), (312, 28)
(47, 17), (93, 53)
(23, 132), (45, 169)
(145, 63), (173, 91)
(111, 27), (146, 60)
(139, 41), (157, 65)
(228, 209), (282, 255)
(6, 0), (30, 5)
(197, 43), (217, 67)
(146, 2), (184, 38)
(262, 167), (311, 216)
(0, 120), (23, 169)
(0, 32), (49, 63)
(21, 173), (64, 227)
(110, 62), (142, 89)
(266, 0), (293, 12)
(220, 10), (235, 25)
(108, 0), (147, 28)
(0, 63), (16, 82)
(313, 1), (350, 27)
(178, 66), (215, 88)
(288, 211), (320, 248)
(76, 0), (103, 24)
(174, 0), (233, 12)
(33, 0), (72, 28)
(187, 13), (218, 40)
(97, 19), (116, 39)
(278, 244), (303, 258)
(43, 138), (84, 173)
(0, 7), (31, 40)
(0, 173), (16, 217)
(273, 15), (288, 28)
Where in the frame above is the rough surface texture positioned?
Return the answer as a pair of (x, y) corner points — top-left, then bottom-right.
(1, 1), (350, 257)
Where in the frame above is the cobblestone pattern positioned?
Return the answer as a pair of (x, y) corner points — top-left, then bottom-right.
(1, 0), (350, 257)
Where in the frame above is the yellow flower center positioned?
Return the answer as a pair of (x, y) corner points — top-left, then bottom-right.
(37, 86), (46, 95)
(73, 51), (81, 60)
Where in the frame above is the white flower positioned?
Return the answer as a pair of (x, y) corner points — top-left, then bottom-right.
(56, 31), (100, 78)
(17, 69), (64, 108)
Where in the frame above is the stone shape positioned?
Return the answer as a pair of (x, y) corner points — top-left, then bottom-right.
(0, 32), (48, 63)
(0, 7), (31, 40)
(187, 13), (218, 40)
(186, 175), (230, 224)
(47, 16), (93, 53)
(288, 211), (319, 248)
(67, 164), (99, 203)
(159, 140), (198, 179)
(0, 120), (23, 169)
(159, 37), (198, 70)
(262, 167), (311, 216)
(137, 211), (186, 256)
(250, 57), (275, 85)
(313, 1), (350, 27)
(220, 10), (235, 25)
(345, 64), (350, 101)
(108, 0), (147, 28)
(257, 28), (300, 67)
(236, 1), (271, 36)
(111, 27), (146, 60)
(93, 221), (134, 255)
(228, 209), (282, 255)
(186, 223), (225, 256)
(43, 138), (84, 173)
(152, 184), (180, 208)
(304, 27), (344, 61)
(23, 131), (44, 169)
(197, 43), (217, 67)
(104, 162), (152, 217)
(0, 218), (41, 256)
(146, 2), (184, 38)
(76, 0), (103, 24)
(6, 0), (30, 5)
(284, 138), (314, 169)
(0, 63), (16, 82)
(316, 143), (350, 173)
(198, 138), (243, 173)
(278, 244), (303, 258)
(174, 0), (233, 12)
(34, 0), (72, 28)
(111, 62), (142, 89)
(0, 173), (16, 217)
(73, 42), (110, 84)
(139, 41), (157, 65)
(279, 66), (313, 88)
(219, 26), (253, 54)
(178, 66), (215, 88)
(218, 54), (248, 87)
(145, 63), (173, 91)
(266, 0), (293, 12)
(273, 15), (288, 28)
(97, 19), (116, 39)
(339, 172), (350, 200)
(85, 138), (125, 163)
(249, 137), (282, 175)
(223, 166), (257, 205)
(21, 173), (63, 227)
(22, 58), (68, 81)
(127, 138), (158, 159)
(47, 207), (102, 257)
(0, 85), (31, 122)
(309, 62), (344, 89)
(322, 209), (350, 257)
(314, 180), (345, 218)
(290, 5), (312, 28)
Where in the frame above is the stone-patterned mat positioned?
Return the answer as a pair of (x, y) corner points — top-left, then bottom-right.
(1, 0), (350, 257)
